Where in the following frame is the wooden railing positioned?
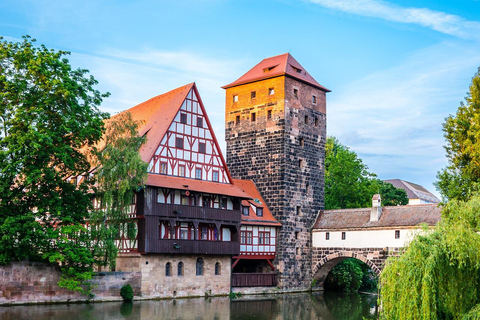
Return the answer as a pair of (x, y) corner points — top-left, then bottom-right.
(231, 273), (279, 287)
(146, 203), (241, 224)
(144, 238), (240, 255)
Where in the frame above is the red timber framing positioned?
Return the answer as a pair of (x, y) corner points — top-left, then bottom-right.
(148, 86), (231, 184)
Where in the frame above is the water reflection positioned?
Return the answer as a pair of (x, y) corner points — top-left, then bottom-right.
(0, 291), (378, 320)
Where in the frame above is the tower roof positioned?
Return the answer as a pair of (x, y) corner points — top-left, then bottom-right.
(222, 53), (330, 92)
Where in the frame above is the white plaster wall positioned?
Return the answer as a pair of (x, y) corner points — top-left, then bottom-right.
(312, 228), (421, 249)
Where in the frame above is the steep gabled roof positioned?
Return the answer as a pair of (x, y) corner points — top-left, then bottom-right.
(384, 179), (440, 203)
(313, 204), (441, 230)
(232, 179), (281, 227)
(222, 53), (330, 92)
(111, 83), (194, 164)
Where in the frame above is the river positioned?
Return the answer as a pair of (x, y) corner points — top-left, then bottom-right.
(0, 291), (378, 320)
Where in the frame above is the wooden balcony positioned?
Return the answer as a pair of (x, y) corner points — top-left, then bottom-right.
(231, 273), (279, 287)
(143, 238), (240, 255)
(145, 203), (241, 224)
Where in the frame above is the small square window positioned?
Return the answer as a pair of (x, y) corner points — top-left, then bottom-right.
(233, 95), (238, 102)
(256, 207), (263, 217)
(304, 115), (309, 124)
(251, 112), (256, 122)
(175, 137), (184, 149)
(251, 91), (256, 99)
(293, 89), (298, 98)
(341, 232), (346, 240)
(212, 170), (219, 182)
(197, 116), (203, 128)
(199, 142), (206, 154)
(180, 113), (187, 124)
(236, 115), (240, 125)
(326, 232), (330, 240)
(195, 168), (202, 180)
(312, 95), (317, 104)
(268, 88), (274, 95)
(395, 230), (400, 239)
(242, 206), (249, 216)
(267, 109), (272, 120)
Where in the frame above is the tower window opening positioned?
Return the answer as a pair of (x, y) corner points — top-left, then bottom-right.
(312, 95), (317, 104)
(304, 115), (309, 124)
(236, 115), (240, 125)
(315, 117), (319, 127)
(300, 137), (304, 147)
(293, 89), (298, 98)
(251, 112), (256, 122)
(326, 232), (330, 240)
(268, 87), (274, 95)
(299, 159), (303, 168)
(251, 91), (256, 99)
(267, 110), (272, 120)
(233, 95), (238, 102)
(296, 206), (301, 216)
(342, 232), (346, 240)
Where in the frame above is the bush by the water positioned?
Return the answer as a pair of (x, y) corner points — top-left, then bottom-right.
(120, 284), (134, 301)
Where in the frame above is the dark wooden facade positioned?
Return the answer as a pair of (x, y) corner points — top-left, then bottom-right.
(231, 272), (279, 287)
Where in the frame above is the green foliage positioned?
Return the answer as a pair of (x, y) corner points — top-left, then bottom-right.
(380, 193), (480, 319)
(324, 259), (377, 294)
(120, 284), (134, 301)
(435, 67), (480, 202)
(325, 137), (408, 209)
(0, 36), (107, 271)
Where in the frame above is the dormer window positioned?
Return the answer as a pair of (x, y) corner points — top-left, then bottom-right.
(256, 207), (263, 217)
(242, 206), (249, 216)
(291, 65), (302, 73)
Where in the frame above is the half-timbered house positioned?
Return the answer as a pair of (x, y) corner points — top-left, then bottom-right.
(114, 83), (251, 298)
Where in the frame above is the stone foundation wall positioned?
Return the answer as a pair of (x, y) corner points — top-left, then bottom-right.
(0, 261), (141, 305)
(116, 253), (231, 299)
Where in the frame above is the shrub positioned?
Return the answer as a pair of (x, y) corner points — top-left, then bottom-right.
(120, 284), (134, 301)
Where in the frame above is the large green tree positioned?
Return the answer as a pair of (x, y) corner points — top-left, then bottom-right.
(435, 68), (480, 201)
(325, 137), (408, 209)
(380, 194), (480, 319)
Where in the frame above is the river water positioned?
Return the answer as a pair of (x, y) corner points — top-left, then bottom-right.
(0, 291), (378, 320)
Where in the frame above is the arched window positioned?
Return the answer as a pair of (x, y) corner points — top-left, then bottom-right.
(196, 258), (204, 276)
(215, 262), (221, 275)
(165, 262), (172, 276)
(177, 262), (184, 276)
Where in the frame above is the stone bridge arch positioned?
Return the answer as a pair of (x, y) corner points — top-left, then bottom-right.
(312, 250), (383, 287)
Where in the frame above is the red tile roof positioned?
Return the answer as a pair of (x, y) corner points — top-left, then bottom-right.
(313, 204), (441, 230)
(232, 179), (281, 227)
(147, 174), (250, 199)
(222, 53), (330, 92)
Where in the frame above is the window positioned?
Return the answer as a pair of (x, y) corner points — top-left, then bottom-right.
(236, 115), (240, 125)
(259, 231), (270, 245)
(312, 95), (317, 104)
(178, 165), (185, 177)
(251, 112), (256, 122)
(177, 262), (184, 276)
(160, 162), (167, 174)
(315, 117), (319, 127)
(195, 168), (202, 179)
(342, 232), (346, 240)
(251, 91), (256, 99)
(268, 88), (274, 95)
(233, 94), (238, 103)
(299, 159), (303, 168)
(196, 258), (204, 276)
(296, 206), (301, 216)
(242, 206), (249, 216)
(221, 197), (227, 209)
(197, 116), (203, 128)
(326, 232), (330, 240)
(180, 113), (187, 124)
(296, 247), (300, 255)
(202, 195), (212, 208)
(199, 142), (206, 154)
(240, 231), (253, 244)
(215, 262), (221, 275)
(295, 231), (299, 239)
(165, 262), (172, 276)
(304, 115), (309, 124)
(175, 137), (184, 149)
(267, 109), (272, 120)
(201, 227), (208, 240)
(256, 207), (263, 217)
(212, 170), (219, 182)
(294, 89), (298, 98)
(181, 191), (195, 206)
(159, 221), (170, 239)
(300, 137), (304, 147)
(395, 230), (400, 239)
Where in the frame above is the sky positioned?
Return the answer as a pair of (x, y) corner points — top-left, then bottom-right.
(2, 0), (480, 199)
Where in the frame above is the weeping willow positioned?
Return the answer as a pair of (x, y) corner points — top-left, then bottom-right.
(380, 194), (480, 319)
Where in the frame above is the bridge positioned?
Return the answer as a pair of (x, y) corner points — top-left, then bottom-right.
(310, 196), (441, 287)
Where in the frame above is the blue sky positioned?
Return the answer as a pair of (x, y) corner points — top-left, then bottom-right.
(2, 0), (480, 198)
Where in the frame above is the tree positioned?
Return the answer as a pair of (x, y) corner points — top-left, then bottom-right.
(0, 36), (108, 266)
(325, 137), (408, 209)
(435, 68), (480, 201)
(380, 194), (480, 319)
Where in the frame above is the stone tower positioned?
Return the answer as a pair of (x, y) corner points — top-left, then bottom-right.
(223, 53), (329, 289)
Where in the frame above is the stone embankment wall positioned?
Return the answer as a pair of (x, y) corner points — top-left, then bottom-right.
(0, 261), (141, 305)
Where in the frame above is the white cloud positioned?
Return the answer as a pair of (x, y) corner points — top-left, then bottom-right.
(307, 0), (480, 40)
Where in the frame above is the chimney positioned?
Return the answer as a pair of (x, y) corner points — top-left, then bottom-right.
(370, 194), (382, 221)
